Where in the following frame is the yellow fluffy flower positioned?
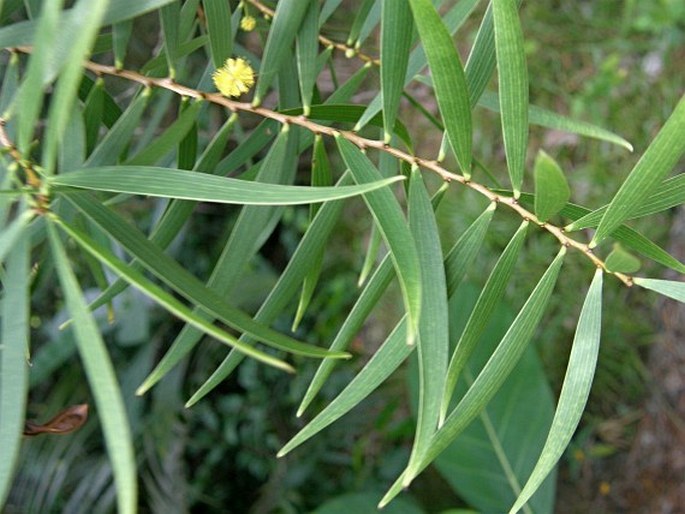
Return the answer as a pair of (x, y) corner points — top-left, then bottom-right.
(240, 15), (256, 32)
(212, 58), (255, 98)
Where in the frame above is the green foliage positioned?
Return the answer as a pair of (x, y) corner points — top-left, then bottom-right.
(0, 0), (683, 512)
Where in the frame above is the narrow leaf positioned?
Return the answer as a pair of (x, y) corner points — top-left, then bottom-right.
(112, 19), (133, 68)
(295, 0), (319, 116)
(592, 94), (685, 247)
(253, 0), (311, 105)
(279, 319), (414, 457)
(125, 99), (202, 165)
(159, 1), (181, 78)
(404, 167), (450, 477)
(492, 0), (528, 197)
(53, 217), (295, 372)
(336, 136), (421, 344)
(478, 90), (633, 152)
(202, 0), (233, 68)
(633, 277), (685, 304)
(41, 0), (110, 174)
(444, 203), (497, 295)
(15, 0), (63, 155)
(185, 174), (354, 405)
(0, 231), (29, 507)
(440, 220), (528, 424)
(63, 192), (347, 360)
(567, 173), (685, 231)
(47, 222), (137, 514)
(85, 88), (151, 166)
(510, 269), (603, 514)
(50, 166), (403, 204)
(407, 0), (472, 174)
(382, 249), (566, 504)
(381, 0), (413, 142)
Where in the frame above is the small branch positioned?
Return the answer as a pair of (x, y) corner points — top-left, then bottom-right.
(6, 47), (632, 286)
(0, 117), (41, 188)
(244, 0), (380, 65)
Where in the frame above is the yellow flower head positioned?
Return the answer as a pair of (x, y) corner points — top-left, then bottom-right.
(213, 57), (255, 98)
(240, 15), (256, 32)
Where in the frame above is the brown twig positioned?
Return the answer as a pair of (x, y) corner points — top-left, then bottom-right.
(244, 0), (380, 65)
(5, 47), (632, 286)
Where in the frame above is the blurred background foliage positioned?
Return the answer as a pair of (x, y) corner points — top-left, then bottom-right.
(5, 0), (684, 512)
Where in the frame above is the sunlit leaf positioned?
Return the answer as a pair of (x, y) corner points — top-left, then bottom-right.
(510, 269), (603, 513)
(592, 93), (685, 247)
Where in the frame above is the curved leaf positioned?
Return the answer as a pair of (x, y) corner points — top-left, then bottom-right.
(54, 217), (296, 372)
(510, 269), (603, 513)
(47, 222), (137, 514)
(492, 0), (528, 196)
(381, 249), (566, 506)
(404, 168), (450, 477)
(592, 93), (685, 247)
(441, 220), (528, 424)
(336, 136), (421, 344)
(565, 173), (685, 231)
(253, 0), (311, 105)
(0, 231), (30, 507)
(408, 0), (472, 174)
(62, 192), (347, 360)
(49, 166), (404, 204)
(381, 0), (413, 142)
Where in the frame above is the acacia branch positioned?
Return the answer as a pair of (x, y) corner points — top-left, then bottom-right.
(5, 47), (631, 286)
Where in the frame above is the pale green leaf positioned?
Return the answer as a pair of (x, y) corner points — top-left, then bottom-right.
(381, 0), (413, 142)
(355, 0), (480, 131)
(15, 0), (63, 155)
(478, 90), (633, 152)
(510, 269), (603, 514)
(381, 249), (566, 505)
(203, 0), (232, 69)
(633, 277), (685, 304)
(185, 173), (354, 405)
(51, 166), (403, 204)
(345, 0), (374, 46)
(138, 128), (296, 392)
(565, 174), (685, 231)
(85, 88), (151, 167)
(159, 1), (181, 78)
(112, 19), (133, 68)
(53, 217), (295, 372)
(592, 93), (685, 247)
(63, 192), (348, 361)
(279, 318), (414, 457)
(0, 231), (29, 507)
(336, 136), (421, 344)
(47, 221), (137, 514)
(41, 0), (110, 175)
(404, 168), (450, 477)
(493, 0), (528, 197)
(253, 0), (311, 105)
(440, 220), (528, 424)
(295, 0), (319, 115)
(407, 0), (472, 174)
(444, 203), (497, 295)
(125, 99), (202, 165)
